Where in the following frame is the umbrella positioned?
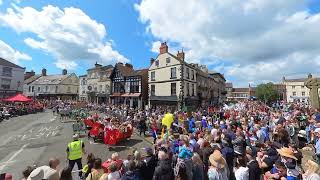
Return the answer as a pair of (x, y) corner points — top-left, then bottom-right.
(4, 94), (32, 102)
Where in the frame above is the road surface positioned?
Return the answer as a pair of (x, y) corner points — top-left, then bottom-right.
(0, 110), (151, 179)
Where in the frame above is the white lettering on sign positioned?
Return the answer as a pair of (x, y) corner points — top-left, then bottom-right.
(9, 125), (62, 143)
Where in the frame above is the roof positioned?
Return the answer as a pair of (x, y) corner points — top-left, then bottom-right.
(226, 82), (233, 88)
(105, 68), (114, 78)
(115, 63), (134, 77)
(233, 88), (249, 92)
(283, 78), (308, 82)
(128, 69), (148, 77)
(87, 64), (113, 71)
(31, 74), (70, 85)
(0, 57), (24, 69)
(79, 74), (87, 78)
(24, 75), (41, 85)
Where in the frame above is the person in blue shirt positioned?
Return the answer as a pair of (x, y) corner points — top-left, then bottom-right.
(188, 116), (196, 133)
(315, 128), (320, 164)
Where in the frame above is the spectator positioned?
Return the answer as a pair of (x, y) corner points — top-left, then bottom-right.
(83, 153), (95, 178)
(192, 153), (204, 180)
(245, 147), (261, 180)
(86, 158), (104, 180)
(141, 147), (157, 180)
(207, 150), (229, 180)
(153, 150), (174, 180)
(22, 166), (34, 180)
(234, 156), (249, 180)
(121, 160), (140, 180)
(59, 167), (72, 180)
(302, 160), (320, 180)
(100, 162), (121, 180)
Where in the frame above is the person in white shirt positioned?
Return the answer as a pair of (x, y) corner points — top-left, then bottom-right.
(234, 156), (249, 180)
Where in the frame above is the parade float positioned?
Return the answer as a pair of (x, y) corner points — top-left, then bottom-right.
(83, 115), (133, 145)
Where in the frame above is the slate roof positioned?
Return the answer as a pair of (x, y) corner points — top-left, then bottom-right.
(115, 63), (134, 77)
(233, 88), (249, 92)
(128, 69), (148, 77)
(32, 74), (70, 85)
(0, 57), (24, 69)
(283, 78), (308, 82)
(87, 65), (113, 71)
(24, 75), (41, 85)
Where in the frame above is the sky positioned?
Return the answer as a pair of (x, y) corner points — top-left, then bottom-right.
(0, 0), (320, 87)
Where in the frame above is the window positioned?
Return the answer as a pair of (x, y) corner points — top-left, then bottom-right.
(166, 57), (170, 64)
(32, 86), (34, 92)
(192, 84), (195, 96)
(151, 85), (155, 96)
(302, 92), (305, 96)
(186, 83), (190, 96)
(1, 78), (11, 89)
(45, 86), (48, 92)
(171, 83), (176, 95)
(2, 67), (12, 77)
(186, 68), (190, 79)
(191, 70), (195, 80)
(292, 86), (295, 89)
(155, 61), (159, 67)
(170, 67), (176, 79)
(55, 86), (58, 93)
(29, 86), (31, 92)
(38, 87), (40, 92)
(151, 72), (155, 81)
(130, 80), (140, 93)
(67, 87), (71, 93)
(99, 85), (102, 92)
(293, 92), (296, 96)
(82, 80), (86, 85)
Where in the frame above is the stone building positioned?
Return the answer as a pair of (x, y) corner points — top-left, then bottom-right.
(209, 71), (227, 104)
(0, 57), (25, 98)
(110, 63), (148, 109)
(148, 42), (198, 109)
(78, 75), (87, 101)
(24, 68), (79, 100)
(282, 76), (312, 103)
(226, 84), (256, 101)
(85, 63), (113, 103)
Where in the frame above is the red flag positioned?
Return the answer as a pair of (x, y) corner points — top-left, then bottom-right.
(90, 122), (102, 137)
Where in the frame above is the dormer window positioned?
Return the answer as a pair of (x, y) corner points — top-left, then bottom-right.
(155, 60), (159, 67)
(166, 57), (170, 64)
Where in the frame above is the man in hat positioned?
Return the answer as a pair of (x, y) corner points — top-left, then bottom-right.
(66, 134), (85, 179)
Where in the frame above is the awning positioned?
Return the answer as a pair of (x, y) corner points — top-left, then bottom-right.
(3, 94), (32, 102)
(121, 93), (141, 97)
(150, 96), (178, 102)
(110, 93), (122, 97)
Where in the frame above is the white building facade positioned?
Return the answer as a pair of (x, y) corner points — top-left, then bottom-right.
(0, 58), (25, 98)
(148, 42), (198, 110)
(282, 77), (311, 103)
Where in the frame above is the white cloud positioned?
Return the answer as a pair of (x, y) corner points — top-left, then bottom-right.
(151, 41), (161, 53)
(0, 39), (31, 65)
(0, 0), (2, 5)
(136, 0), (320, 86)
(0, 5), (128, 69)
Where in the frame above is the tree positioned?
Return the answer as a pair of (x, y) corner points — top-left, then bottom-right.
(255, 83), (279, 103)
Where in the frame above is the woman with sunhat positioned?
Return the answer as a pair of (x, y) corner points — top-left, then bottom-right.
(277, 147), (299, 180)
(207, 150), (229, 180)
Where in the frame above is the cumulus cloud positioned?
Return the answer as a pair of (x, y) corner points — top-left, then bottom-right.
(0, 39), (31, 65)
(135, 0), (320, 86)
(0, 5), (128, 69)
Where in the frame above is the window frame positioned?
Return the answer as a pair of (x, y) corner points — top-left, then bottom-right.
(171, 83), (176, 96)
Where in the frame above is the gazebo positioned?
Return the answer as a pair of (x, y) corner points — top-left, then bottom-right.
(3, 94), (32, 103)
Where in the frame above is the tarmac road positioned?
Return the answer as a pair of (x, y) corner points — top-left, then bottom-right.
(0, 110), (152, 179)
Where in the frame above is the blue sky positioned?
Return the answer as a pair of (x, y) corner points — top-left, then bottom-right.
(0, 0), (320, 87)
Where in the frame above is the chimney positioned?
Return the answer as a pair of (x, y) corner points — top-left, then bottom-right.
(24, 70), (35, 80)
(62, 69), (67, 75)
(159, 42), (168, 54)
(177, 49), (185, 61)
(282, 76), (286, 82)
(95, 62), (102, 68)
(150, 58), (155, 65)
(41, 68), (47, 76)
(125, 63), (133, 69)
(308, 73), (312, 79)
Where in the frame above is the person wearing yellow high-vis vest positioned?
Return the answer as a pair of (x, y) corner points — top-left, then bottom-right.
(67, 134), (85, 179)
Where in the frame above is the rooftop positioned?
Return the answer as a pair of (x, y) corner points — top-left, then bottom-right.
(32, 74), (70, 85)
(0, 57), (24, 69)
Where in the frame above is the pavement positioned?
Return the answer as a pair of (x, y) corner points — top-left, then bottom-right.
(0, 110), (152, 179)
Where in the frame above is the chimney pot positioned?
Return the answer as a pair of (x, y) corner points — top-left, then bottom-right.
(177, 49), (185, 61)
(150, 58), (155, 65)
(41, 68), (47, 76)
(62, 69), (67, 75)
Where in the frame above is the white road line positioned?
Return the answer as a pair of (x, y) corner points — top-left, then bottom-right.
(0, 143), (29, 171)
(50, 118), (56, 122)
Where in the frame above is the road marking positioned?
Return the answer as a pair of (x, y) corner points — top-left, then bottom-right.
(50, 117), (56, 122)
(0, 143), (29, 171)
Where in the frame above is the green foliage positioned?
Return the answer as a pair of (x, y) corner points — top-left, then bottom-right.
(255, 82), (279, 103)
